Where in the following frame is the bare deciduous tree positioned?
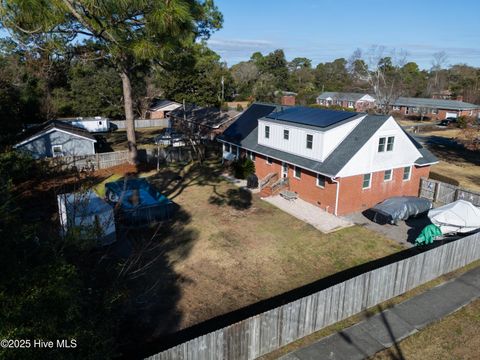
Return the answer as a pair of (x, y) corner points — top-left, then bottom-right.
(348, 45), (407, 114)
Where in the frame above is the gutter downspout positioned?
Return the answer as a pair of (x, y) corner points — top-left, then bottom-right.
(332, 177), (340, 216)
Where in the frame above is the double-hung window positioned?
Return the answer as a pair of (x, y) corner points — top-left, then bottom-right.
(403, 166), (411, 181)
(362, 173), (371, 189)
(266, 157), (272, 165)
(265, 125), (270, 139)
(306, 134), (313, 149)
(378, 137), (386, 152)
(384, 169), (393, 182)
(294, 166), (301, 179)
(386, 136), (395, 151)
(317, 174), (325, 188)
(284, 129), (289, 140)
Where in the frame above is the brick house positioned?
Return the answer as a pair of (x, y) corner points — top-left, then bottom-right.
(316, 92), (376, 112)
(389, 97), (480, 120)
(146, 99), (181, 119)
(218, 103), (438, 216)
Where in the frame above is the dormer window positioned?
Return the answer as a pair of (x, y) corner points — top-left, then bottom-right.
(283, 129), (289, 140)
(306, 134), (313, 149)
(265, 125), (270, 139)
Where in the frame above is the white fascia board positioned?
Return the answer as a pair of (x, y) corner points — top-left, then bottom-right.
(15, 127), (96, 148)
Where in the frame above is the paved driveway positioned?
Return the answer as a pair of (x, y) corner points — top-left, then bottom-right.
(346, 212), (431, 247)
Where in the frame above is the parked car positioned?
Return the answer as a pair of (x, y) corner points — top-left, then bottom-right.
(439, 117), (457, 126)
(368, 196), (432, 225)
(154, 128), (185, 146)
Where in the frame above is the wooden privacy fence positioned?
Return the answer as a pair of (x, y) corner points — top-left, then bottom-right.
(110, 118), (169, 129)
(420, 177), (480, 206)
(47, 150), (131, 171)
(147, 232), (480, 360)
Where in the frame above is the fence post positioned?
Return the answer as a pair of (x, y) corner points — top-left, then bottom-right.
(96, 153), (100, 170)
(433, 181), (440, 203)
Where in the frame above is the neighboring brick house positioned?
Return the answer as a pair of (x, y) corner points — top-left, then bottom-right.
(146, 99), (181, 119)
(316, 92), (376, 112)
(218, 103), (438, 216)
(389, 97), (480, 120)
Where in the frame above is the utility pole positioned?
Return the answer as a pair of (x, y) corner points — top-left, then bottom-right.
(221, 76), (225, 111)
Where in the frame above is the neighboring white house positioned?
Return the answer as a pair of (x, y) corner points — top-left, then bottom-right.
(14, 120), (97, 159)
(57, 190), (116, 246)
(316, 92), (376, 111)
(58, 116), (110, 132)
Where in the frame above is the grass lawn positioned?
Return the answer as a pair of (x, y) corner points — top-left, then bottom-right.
(372, 298), (480, 360)
(125, 160), (404, 335)
(98, 127), (166, 151)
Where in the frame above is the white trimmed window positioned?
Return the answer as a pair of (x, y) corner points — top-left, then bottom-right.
(284, 129), (289, 140)
(294, 166), (301, 179)
(393, 105), (401, 111)
(347, 101), (354, 108)
(403, 166), (412, 181)
(316, 174), (325, 188)
(266, 157), (272, 165)
(306, 134), (313, 149)
(265, 125), (270, 139)
(384, 169), (393, 182)
(249, 151), (256, 161)
(52, 145), (63, 157)
(224, 143), (230, 152)
(378, 137), (386, 152)
(386, 136), (395, 151)
(362, 173), (371, 189)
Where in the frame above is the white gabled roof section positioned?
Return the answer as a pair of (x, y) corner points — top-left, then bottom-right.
(321, 115), (366, 161)
(336, 116), (422, 178)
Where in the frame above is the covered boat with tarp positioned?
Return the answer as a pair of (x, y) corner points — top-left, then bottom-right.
(370, 196), (432, 224)
(428, 200), (480, 234)
(105, 178), (173, 225)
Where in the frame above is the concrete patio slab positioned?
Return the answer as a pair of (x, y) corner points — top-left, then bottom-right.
(263, 195), (354, 233)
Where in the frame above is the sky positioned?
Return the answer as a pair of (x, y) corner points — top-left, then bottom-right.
(207, 0), (480, 69)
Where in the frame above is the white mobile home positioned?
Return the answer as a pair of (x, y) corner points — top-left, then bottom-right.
(59, 116), (110, 132)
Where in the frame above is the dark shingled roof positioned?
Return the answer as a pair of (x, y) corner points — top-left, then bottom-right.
(219, 103), (437, 177)
(16, 120), (96, 145)
(392, 97), (480, 110)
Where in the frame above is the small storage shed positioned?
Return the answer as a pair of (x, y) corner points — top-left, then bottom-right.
(59, 116), (110, 133)
(57, 190), (116, 246)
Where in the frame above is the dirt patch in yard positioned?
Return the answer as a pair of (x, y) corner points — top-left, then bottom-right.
(126, 160), (405, 338)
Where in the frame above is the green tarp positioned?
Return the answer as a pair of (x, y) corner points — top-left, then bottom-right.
(415, 224), (443, 245)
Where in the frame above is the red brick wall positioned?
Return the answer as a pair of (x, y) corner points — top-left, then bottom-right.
(336, 165), (431, 215)
(281, 96), (296, 106)
(252, 151), (431, 215)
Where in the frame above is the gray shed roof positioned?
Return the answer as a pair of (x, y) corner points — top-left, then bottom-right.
(219, 103), (437, 177)
(317, 92), (373, 102)
(392, 97), (480, 110)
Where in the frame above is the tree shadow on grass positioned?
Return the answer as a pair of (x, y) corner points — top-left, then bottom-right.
(110, 205), (198, 358)
(208, 187), (252, 210)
